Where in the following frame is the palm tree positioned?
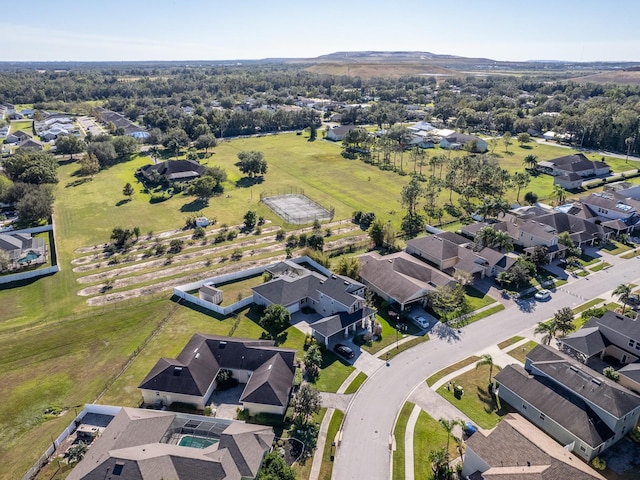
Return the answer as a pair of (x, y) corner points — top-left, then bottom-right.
(523, 154), (538, 170)
(553, 184), (567, 206)
(492, 230), (514, 253)
(613, 283), (633, 315)
(535, 321), (556, 345)
(429, 448), (452, 480)
(513, 171), (531, 203)
(438, 418), (458, 455)
(552, 307), (576, 337)
(475, 226), (497, 250)
(476, 354), (495, 386)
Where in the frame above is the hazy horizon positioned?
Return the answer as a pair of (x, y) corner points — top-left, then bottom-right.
(1, 0), (639, 63)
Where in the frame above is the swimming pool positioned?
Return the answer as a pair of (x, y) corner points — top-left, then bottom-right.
(178, 435), (217, 449)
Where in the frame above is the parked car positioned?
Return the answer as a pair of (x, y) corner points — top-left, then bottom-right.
(412, 316), (429, 329)
(334, 343), (355, 359)
(534, 289), (551, 301)
(463, 422), (477, 436)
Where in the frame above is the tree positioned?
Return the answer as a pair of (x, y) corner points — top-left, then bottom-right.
(529, 245), (550, 267)
(194, 133), (218, 154)
(429, 448), (453, 480)
(258, 451), (296, 480)
(260, 304), (291, 331)
(336, 256), (361, 279)
(523, 154), (538, 170)
(309, 123), (317, 141)
(88, 140), (117, 167)
(553, 184), (567, 205)
(169, 239), (184, 254)
(535, 321), (556, 345)
(512, 171), (530, 203)
(244, 210), (257, 230)
(55, 134), (86, 159)
(67, 441), (88, 464)
(188, 176), (222, 201)
(122, 182), (134, 201)
(476, 354), (495, 385)
(369, 219), (385, 247)
(552, 307), (575, 337)
(430, 284), (468, 321)
(163, 127), (190, 158)
(304, 344), (322, 379)
(438, 418), (460, 454)
(78, 153), (100, 176)
(237, 150), (268, 177)
(613, 283), (632, 315)
(517, 132), (531, 146)
(523, 191), (538, 205)
(204, 165), (227, 186)
(110, 227), (135, 249)
(502, 132), (512, 152)
(307, 234), (324, 251)
(400, 176), (423, 217)
(292, 383), (321, 424)
(3, 150), (58, 184)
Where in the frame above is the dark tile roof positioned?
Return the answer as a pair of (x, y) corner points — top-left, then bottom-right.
(549, 153), (602, 173)
(495, 365), (614, 448)
(139, 335), (296, 405)
(534, 212), (604, 244)
(466, 413), (606, 480)
(329, 124), (358, 136)
(311, 307), (375, 338)
(444, 133), (482, 143)
(590, 310), (640, 345)
(406, 234), (469, 262)
(560, 327), (607, 358)
(240, 353), (294, 407)
(556, 172), (583, 181)
(526, 344), (640, 418)
(141, 159), (205, 181)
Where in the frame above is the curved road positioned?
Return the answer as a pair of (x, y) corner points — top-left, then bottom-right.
(333, 259), (640, 480)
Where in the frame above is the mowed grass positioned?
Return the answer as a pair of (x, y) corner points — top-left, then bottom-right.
(392, 402), (415, 480)
(414, 410), (460, 480)
(310, 351), (355, 393)
(318, 409), (344, 480)
(508, 340), (539, 363)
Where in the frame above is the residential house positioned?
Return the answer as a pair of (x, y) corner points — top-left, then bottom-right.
(494, 344), (640, 461)
(358, 251), (456, 311)
(0, 232), (46, 270)
(252, 261), (375, 347)
(5, 130), (32, 144)
(538, 153), (610, 178)
(67, 407), (274, 480)
(440, 133), (487, 153)
(560, 310), (640, 392)
(0, 125), (9, 138)
(139, 334), (296, 415)
(405, 231), (514, 280)
(326, 124), (358, 141)
(554, 172), (584, 190)
(95, 107), (150, 139)
(462, 413), (606, 480)
(139, 159), (205, 182)
(534, 211), (607, 246)
(17, 138), (44, 151)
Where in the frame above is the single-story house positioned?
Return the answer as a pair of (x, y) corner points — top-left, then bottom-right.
(139, 159), (205, 182)
(139, 334), (296, 415)
(358, 251), (456, 311)
(495, 344), (640, 461)
(553, 172), (583, 190)
(462, 413), (606, 480)
(406, 231), (473, 271)
(252, 261), (375, 346)
(5, 130), (32, 144)
(66, 407), (274, 480)
(538, 153), (610, 178)
(440, 133), (487, 153)
(17, 138), (44, 151)
(326, 124), (358, 142)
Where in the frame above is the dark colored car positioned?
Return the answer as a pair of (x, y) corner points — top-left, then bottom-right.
(334, 343), (355, 359)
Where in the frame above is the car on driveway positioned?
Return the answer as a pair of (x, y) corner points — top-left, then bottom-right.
(334, 343), (355, 359)
(412, 316), (429, 329)
(534, 289), (551, 301)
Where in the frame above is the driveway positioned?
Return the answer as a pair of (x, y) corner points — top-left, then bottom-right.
(333, 257), (640, 480)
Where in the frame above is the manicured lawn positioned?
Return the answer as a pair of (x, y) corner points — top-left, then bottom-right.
(392, 402), (415, 480)
(452, 304), (505, 327)
(414, 410), (460, 480)
(498, 336), (524, 350)
(318, 409), (344, 480)
(309, 350), (355, 393)
(621, 249), (640, 259)
(508, 340), (539, 363)
(590, 262), (611, 272)
(573, 298), (605, 314)
(216, 274), (266, 306)
(426, 356), (480, 387)
(343, 372), (368, 394)
(436, 364), (513, 429)
(291, 408), (326, 480)
(602, 241), (633, 255)
(464, 285), (496, 311)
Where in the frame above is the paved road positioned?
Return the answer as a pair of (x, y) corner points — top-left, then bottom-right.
(333, 258), (640, 480)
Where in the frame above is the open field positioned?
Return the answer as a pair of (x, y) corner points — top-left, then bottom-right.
(0, 131), (629, 479)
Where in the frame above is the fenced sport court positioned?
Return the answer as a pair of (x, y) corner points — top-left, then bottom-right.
(260, 188), (334, 225)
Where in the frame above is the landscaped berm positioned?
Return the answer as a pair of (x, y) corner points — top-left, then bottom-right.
(260, 189), (334, 224)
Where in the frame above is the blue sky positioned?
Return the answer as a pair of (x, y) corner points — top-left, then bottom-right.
(1, 0), (639, 62)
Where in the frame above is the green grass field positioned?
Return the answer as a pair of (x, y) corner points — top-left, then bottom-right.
(0, 132), (623, 480)
(392, 402), (415, 480)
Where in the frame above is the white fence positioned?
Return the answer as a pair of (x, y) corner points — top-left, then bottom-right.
(22, 404), (121, 480)
(0, 223), (60, 285)
(173, 256), (331, 315)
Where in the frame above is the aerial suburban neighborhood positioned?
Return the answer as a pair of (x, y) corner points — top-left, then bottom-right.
(3, 15), (640, 480)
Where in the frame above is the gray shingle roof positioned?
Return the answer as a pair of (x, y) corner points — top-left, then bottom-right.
(141, 159), (205, 181)
(495, 364), (614, 448)
(311, 307), (375, 338)
(466, 413), (606, 480)
(240, 353), (294, 407)
(560, 327), (607, 358)
(406, 233), (471, 262)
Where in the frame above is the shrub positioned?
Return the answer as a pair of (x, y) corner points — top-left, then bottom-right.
(192, 226), (205, 239)
(275, 230), (285, 241)
(591, 457), (606, 470)
(169, 239), (184, 254)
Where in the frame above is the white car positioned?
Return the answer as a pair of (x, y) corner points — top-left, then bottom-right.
(534, 289), (551, 301)
(412, 316), (429, 329)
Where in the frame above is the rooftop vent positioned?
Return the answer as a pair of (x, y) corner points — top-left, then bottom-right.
(331, 275), (337, 279)
(219, 341), (227, 349)
(344, 280), (349, 285)
(173, 367), (183, 376)
(592, 379), (602, 386)
(569, 366), (579, 372)
(195, 353), (200, 359)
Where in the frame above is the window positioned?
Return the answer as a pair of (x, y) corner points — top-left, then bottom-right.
(539, 413), (546, 420)
(579, 445), (586, 453)
(629, 339), (635, 348)
(522, 404), (527, 410)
